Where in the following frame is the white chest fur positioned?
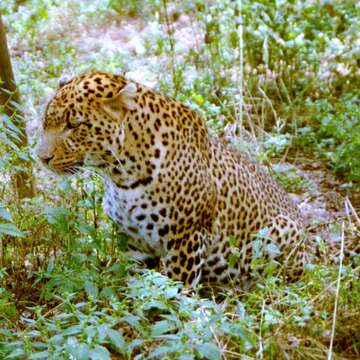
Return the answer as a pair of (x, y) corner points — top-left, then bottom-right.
(103, 178), (166, 258)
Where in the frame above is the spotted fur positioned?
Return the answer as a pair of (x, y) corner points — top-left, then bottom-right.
(38, 71), (319, 287)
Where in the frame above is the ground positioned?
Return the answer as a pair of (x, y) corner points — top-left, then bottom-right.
(0, 1), (359, 359)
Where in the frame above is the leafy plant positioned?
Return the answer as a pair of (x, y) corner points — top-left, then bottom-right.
(301, 94), (360, 184)
(0, 1), (359, 359)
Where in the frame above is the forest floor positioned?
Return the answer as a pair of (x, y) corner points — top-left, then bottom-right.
(1, 1), (360, 359)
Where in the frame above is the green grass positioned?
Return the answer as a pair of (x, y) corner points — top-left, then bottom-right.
(0, 0), (359, 358)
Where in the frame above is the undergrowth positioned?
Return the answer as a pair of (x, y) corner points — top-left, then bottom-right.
(0, 0), (359, 359)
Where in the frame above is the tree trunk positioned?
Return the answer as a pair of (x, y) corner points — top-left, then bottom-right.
(0, 11), (35, 199)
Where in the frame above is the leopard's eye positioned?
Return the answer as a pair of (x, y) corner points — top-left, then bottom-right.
(65, 119), (79, 130)
(64, 110), (79, 130)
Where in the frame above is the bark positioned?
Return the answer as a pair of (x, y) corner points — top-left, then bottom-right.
(0, 11), (35, 199)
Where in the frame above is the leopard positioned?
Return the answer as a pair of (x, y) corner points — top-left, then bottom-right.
(37, 71), (352, 289)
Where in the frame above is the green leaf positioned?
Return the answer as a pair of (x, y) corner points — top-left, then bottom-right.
(66, 338), (90, 360)
(264, 260), (280, 277)
(84, 281), (99, 300)
(230, 30), (238, 48)
(151, 320), (177, 337)
(266, 243), (280, 257)
(97, 325), (108, 343)
(44, 207), (72, 228)
(27, 330), (42, 338)
(128, 338), (143, 352)
(0, 223), (25, 237)
(107, 329), (127, 353)
(74, 344), (91, 360)
(143, 300), (167, 311)
(0, 206), (13, 222)
(178, 355), (194, 360)
(192, 94), (204, 105)
(196, 342), (221, 360)
(228, 251), (240, 268)
(108, 263), (127, 277)
(256, 227), (271, 240)
(235, 302), (246, 320)
(29, 351), (50, 359)
(68, 344), (90, 360)
(85, 326), (97, 342)
(148, 344), (176, 358)
(252, 239), (263, 259)
(164, 285), (179, 298)
(101, 286), (117, 301)
(49, 333), (64, 346)
(89, 345), (111, 360)
(0, 328), (12, 337)
(117, 232), (129, 250)
(121, 314), (141, 329)
(2, 116), (23, 136)
(78, 223), (97, 238)
(2, 125), (22, 142)
(228, 235), (237, 247)
(62, 325), (82, 336)
(7, 348), (26, 358)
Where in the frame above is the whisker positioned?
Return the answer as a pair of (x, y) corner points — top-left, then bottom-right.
(88, 153), (123, 172)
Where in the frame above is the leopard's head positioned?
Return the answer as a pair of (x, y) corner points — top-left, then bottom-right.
(37, 71), (137, 174)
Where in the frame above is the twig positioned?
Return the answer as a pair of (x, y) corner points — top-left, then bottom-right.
(327, 221), (345, 360)
(162, 0), (178, 97)
(236, 0), (244, 136)
(256, 299), (265, 359)
(257, 86), (278, 126)
(345, 196), (360, 228)
(0, 237), (3, 269)
(275, 228), (308, 280)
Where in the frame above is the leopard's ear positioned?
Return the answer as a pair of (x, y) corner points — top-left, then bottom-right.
(102, 82), (137, 119)
(58, 75), (71, 88)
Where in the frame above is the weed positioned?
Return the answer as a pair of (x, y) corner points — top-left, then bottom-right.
(0, 0), (359, 359)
